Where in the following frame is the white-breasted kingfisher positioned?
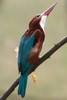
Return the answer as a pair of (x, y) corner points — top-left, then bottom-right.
(18, 3), (57, 97)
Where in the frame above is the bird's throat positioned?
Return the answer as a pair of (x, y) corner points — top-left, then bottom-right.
(39, 15), (47, 31)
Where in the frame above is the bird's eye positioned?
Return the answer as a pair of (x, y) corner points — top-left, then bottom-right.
(36, 15), (39, 17)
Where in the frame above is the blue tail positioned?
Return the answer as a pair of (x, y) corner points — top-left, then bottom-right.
(18, 74), (28, 97)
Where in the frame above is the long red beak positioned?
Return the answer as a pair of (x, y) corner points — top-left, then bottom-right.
(41, 2), (57, 16)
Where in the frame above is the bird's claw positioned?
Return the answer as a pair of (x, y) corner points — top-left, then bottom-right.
(31, 72), (37, 83)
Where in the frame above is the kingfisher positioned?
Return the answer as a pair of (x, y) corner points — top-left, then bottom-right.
(17, 3), (57, 97)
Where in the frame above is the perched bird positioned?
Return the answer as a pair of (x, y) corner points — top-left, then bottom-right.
(18, 3), (57, 97)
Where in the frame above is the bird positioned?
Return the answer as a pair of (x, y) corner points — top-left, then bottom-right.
(17, 2), (57, 97)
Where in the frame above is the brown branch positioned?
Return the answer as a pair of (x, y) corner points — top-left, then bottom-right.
(0, 36), (67, 100)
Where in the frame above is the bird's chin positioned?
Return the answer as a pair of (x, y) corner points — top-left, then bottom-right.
(39, 15), (47, 31)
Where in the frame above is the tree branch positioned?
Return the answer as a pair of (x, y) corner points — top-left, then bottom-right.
(0, 36), (67, 100)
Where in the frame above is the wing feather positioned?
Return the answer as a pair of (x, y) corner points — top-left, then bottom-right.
(18, 34), (35, 73)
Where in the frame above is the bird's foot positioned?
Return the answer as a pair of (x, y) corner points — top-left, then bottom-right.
(31, 72), (37, 83)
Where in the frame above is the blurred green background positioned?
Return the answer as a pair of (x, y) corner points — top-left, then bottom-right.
(0, 0), (67, 100)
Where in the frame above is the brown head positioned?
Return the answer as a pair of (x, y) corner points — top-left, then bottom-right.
(29, 2), (57, 31)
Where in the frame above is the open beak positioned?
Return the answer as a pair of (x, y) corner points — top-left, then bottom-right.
(41, 2), (57, 16)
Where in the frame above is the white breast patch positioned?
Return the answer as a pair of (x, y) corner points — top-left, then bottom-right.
(39, 15), (47, 31)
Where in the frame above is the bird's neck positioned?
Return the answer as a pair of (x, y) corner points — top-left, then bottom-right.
(25, 27), (36, 36)
(25, 26), (45, 37)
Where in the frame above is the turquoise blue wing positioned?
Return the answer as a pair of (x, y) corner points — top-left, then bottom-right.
(18, 35), (28, 71)
(18, 34), (35, 73)
(21, 34), (35, 74)
(21, 34), (34, 64)
(18, 34), (35, 97)
(18, 35), (26, 63)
